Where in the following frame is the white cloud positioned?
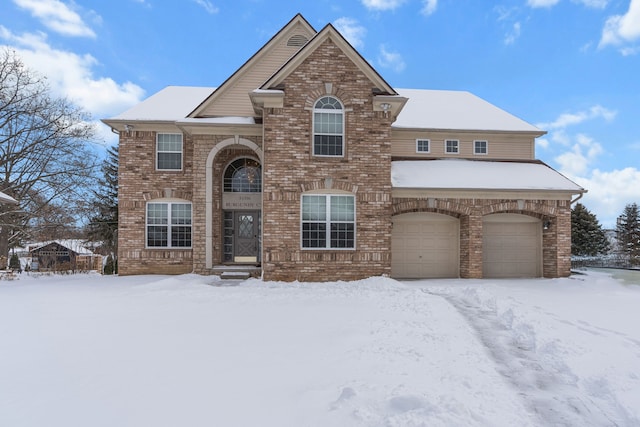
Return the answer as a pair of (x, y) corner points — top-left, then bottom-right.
(193, 0), (218, 14)
(377, 45), (406, 72)
(0, 27), (144, 144)
(571, 168), (640, 227)
(361, 0), (406, 11)
(527, 0), (560, 8)
(504, 22), (522, 45)
(528, 0), (609, 8)
(12, 0), (96, 38)
(573, 0), (609, 8)
(554, 134), (603, 176)
(421, 0), (437, 16)
(537, 105), (616, 130)
(334, 17), (367, 50)
(599, 0), (640, 52)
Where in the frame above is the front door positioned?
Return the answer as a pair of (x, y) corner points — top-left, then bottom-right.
(234, 211), (259, 263)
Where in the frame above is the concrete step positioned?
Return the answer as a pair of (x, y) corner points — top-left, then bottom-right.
(219, 271), (251, 280)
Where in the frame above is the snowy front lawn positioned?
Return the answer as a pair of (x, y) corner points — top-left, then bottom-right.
(1, 271), (639, 426)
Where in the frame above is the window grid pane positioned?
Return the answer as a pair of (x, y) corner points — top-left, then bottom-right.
(417, 139), (430, 152)
(302, 223), (327, 248)
(475, 140), (488, 154)
(446, 140), (459, 153)
(302, 195), (354, 249)
(157, 133), (183, 170)
(302, 195), (326, 221)
(147, 202), (192, 248)
(330, 196), (354, 221)
(314, 135), (343, 156)
(313, 97), (344, 157)
(330, 223), (354, 248)
(147, 226), (168, 247)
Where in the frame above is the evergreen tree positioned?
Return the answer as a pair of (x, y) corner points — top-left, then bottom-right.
(571, 203), (610, 256)
(87, 145), (118, 268)
(616, 203), (640, 265)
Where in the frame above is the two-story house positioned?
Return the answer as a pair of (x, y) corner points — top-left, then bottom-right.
(103, 14), (585, 281)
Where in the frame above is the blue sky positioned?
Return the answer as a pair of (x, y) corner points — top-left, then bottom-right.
(1, 0), (639, 227)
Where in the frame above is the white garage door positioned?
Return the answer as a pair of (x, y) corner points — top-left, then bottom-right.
(483, 214), (542, 278)
(392, 213), (459, 279)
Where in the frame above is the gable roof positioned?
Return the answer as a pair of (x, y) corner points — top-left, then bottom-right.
(394, 89), (543, 133)
(188, 14), (316, 118)
(28, 240), (95, 255)
(260, 23), (397, 96)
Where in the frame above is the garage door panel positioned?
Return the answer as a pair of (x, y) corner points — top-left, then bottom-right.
(483, 215), (541, 278)
(392, 213), (459, 279)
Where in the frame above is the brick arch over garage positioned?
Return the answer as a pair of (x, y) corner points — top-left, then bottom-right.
(392, 198), (471, 217)
(204, 136), (263, 269)
(481, 200), (559, 220)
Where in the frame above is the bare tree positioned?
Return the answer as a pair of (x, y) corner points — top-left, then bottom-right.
(0, 48), (99, 266)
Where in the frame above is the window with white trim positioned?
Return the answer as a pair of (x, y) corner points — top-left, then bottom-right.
(302, 194), (355, 249)
(157, 133), (183, 170)
(313, 96), (344, 157)
(416, 139), (430, 153)
(445, 139), (459, 154)
(474, 140), (488, 155)
(146, 202), (192, 248)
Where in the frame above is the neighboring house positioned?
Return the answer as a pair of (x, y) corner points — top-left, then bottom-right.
(29, 240), (103, 272)
(102, 14), (585, 281)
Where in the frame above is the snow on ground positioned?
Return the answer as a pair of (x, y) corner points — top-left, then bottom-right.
(1, 270), (639, 427)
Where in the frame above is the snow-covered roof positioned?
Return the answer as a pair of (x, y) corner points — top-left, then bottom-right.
(392, 159), (584, 192)
(28, 240), (95, 255)
(394, 89), (542, 133)
(177, 117), (256, 125)
(107, 86), (543, 134)
(0, 190), (17, 205)
(112, 86), (215, 121)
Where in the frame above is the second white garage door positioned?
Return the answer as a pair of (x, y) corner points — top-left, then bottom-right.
(483, 213), (542, 278)
(392, 212), (459, 279)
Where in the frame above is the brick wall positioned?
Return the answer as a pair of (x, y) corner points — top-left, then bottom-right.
(261, 39), (394, 281)
(118, 130), (194, 275)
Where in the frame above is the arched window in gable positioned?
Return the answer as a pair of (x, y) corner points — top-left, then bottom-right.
(313, 96), (344, 157)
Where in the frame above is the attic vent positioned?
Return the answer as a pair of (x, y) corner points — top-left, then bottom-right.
(287, 34), (308, 47)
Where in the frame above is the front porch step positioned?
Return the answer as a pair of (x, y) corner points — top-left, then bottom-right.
(220, 271), (251, 280)
(212, 265), (261, 280)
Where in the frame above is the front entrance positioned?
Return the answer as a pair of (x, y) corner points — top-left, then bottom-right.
(233, 211), (260, 263)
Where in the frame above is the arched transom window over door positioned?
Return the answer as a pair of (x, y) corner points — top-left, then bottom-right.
(223, 158), (262, 193)
(313, 96), (344, 157)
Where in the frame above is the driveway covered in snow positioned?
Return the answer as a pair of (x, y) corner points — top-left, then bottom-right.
(1, 271), (639, 426)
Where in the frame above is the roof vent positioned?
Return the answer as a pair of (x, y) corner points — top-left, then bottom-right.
(287, 34), (308, 47)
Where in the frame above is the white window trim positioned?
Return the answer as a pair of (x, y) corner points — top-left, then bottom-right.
(145, 200), (193, 249)
(445, 139), (460, 154)
(474, 140), (488, 155)
(312, 97), (345, 158)
(156, 133), (183, 171)
(416, 139), (430, 153)
(300, 193), (356, 250)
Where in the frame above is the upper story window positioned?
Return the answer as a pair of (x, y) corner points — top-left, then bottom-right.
(474, 140), (488, 155)
(157, 133), (183, 170)
(416, 139), (430, 153)
(301, 194), (355, 249)
(223, 158), (262, 192)
(313, 96), (344, 157)
(445, 139), (459, 154)
(146, 201), (192, 248)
